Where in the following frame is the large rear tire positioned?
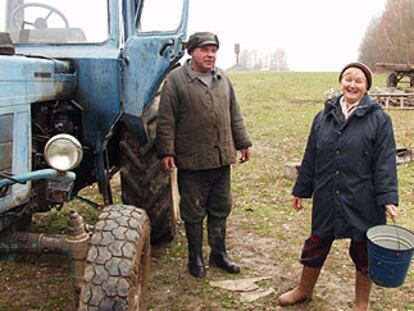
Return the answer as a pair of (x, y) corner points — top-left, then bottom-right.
(78, 205), (150, 311)
(120, 96), (179, 245)
(387, 72), (399, 87)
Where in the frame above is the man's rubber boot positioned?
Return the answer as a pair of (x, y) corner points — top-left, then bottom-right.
(277, 266), (322, 306)
(184, 222), (206, 278)
(208, 216), (240, 274)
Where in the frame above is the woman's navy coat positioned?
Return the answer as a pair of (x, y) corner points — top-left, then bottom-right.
(293, 94), (398, 240)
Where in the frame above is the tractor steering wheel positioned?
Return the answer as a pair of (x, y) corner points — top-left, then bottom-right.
(12, 3), (69, 30)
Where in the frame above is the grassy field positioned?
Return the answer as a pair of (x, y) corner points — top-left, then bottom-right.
(0, 71), (413, 310)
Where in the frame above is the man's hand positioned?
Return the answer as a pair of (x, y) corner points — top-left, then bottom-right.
(385, 204), (398, 221)
(292, 196), (304, 211)
(162, 156), (176, 171)
(239, 148), (251, 163)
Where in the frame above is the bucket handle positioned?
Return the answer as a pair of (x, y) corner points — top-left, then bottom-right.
(392, 218), (401, 252)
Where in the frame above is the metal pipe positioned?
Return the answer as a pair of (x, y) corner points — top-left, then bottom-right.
(66, 210), (90, 291)
(0, 231), (69, 255)
(0, 169), (76, 188)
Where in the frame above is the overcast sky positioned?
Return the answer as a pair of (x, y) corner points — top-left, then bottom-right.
(186, 0), (387, 71)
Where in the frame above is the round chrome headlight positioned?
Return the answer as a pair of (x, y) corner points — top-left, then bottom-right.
(44, 134), (83, 171)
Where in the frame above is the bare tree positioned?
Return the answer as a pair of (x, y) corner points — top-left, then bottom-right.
(359, 0), (414, 66)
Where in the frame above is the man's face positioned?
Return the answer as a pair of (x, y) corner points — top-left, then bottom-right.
(190, 45), (218, 73)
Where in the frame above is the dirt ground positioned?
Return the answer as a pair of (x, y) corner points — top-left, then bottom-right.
(1, 158), (413, 310)
(1, 212), (409, 311)
(146, 217), (363, 311)
(0, 164), (413, 310)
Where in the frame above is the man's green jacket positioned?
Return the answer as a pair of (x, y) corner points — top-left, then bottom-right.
(157, 61), (252, 170)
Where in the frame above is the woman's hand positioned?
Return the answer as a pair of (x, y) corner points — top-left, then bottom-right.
(292, 196), (304, 211)
(385, 204), (398, 221)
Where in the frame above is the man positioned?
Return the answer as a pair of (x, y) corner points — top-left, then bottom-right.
(157, 32), (252, 278)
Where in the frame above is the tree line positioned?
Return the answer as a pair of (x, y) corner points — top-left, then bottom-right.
(238, 48), (289, 71)
(359, 0), (414, 69)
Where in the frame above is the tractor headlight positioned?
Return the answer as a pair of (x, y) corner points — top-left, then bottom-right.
(44, 134), (83, 172)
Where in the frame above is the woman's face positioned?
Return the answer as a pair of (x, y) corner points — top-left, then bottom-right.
(340, 68), (367, 104)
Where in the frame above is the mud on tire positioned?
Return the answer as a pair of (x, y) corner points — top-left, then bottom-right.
(78, 205), (150, 311)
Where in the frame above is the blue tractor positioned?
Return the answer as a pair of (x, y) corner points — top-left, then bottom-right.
(0, 0), (188, 309)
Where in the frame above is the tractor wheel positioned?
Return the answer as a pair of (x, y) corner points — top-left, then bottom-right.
(120, 92), (179, 245)
(120, 128), (178, 245)
(78, 205), (150, 311)
(387, 72), (398, 87)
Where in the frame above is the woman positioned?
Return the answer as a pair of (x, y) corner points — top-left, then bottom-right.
(277, 62), (398, 310)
